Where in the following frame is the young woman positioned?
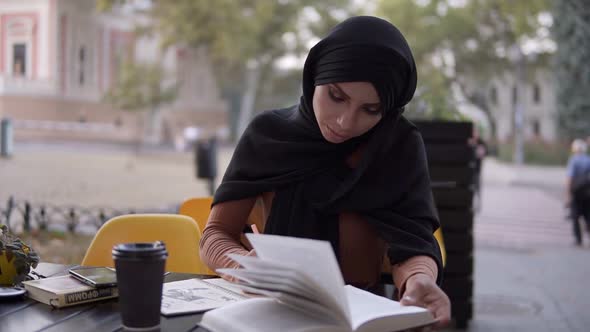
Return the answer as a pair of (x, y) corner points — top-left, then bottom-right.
(200, 16), (450, 328)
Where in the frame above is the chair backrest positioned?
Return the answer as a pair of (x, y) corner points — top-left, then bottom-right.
(81, 214), (208, 274)
(179, 197), (265, 276)
(178, 197), (214, 234)
(179, 197), (264, 232)
(434, 228), (447, 267)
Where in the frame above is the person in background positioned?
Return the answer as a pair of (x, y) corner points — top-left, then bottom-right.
(199, 16), (450, 329)
(468, 126), (487, 213)
(566, 139), (590, 246)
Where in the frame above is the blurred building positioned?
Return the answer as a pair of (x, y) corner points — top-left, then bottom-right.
(486, 69), (557, 143)
(0, 0), (227, 145)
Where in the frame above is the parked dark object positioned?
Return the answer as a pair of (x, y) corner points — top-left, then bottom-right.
(1, 117), (14, 158)
(195, 137), (218, 195)
(417, 120), (475, 329)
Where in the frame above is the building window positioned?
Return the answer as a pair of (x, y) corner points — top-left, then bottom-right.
(532, 119), (541, 136)
(533, 83), (541, 103)
(79, 46), (86, 85)
(512, 85), (518, 105)
(13, 44), (26, 76)
(489, 86), (497, 105)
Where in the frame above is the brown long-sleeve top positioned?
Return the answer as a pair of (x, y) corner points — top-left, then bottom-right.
(199, 148), (438, 295)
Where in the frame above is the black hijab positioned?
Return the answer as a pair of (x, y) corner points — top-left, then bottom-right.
(213, 16), (442, 284)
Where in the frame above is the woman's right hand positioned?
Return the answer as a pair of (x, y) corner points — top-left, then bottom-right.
(221, 249), (257, 282)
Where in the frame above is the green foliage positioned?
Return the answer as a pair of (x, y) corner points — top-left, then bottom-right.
(0, 224), (40, 284)
(552, 0), (590, 141)
(377, 0), (551, 128)
(104, 59), (176, 112)
(144, 0), (352, 62)
(255, 68), (302, 111)
(98, 0), (357, 123)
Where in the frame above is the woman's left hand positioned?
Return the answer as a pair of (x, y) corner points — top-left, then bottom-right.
(400, 273), (451, 330)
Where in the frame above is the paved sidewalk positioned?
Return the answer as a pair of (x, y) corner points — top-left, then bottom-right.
(482, 158), (566, 196)
(465, 245), (590, 332)
(0, 142), (235, 210)
(453, 158), (588, 331)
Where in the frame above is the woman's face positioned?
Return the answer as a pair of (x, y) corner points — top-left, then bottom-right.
(312, 82), (382, 144)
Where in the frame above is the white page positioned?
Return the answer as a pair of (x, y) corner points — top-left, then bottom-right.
(226, 254), (303, 279)
(345, 285), (434, 332)
(235, 284), (346, 324)
(227, 246), (348, 322)
(246, 233), (350, 324)
(160, 278), (246, 316)
(200, 298), (350, 332)
(222, 256), (331, 302)
(217, 268), (318, 301)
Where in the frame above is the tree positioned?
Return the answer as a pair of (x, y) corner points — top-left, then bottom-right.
(99, 0), (357, 140)
(377, 0), (551, 140)
(104, 59), (176, 151)
(553, 0), (590, 140)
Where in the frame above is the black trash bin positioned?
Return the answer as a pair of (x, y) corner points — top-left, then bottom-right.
(195, 137), (218, 195)
(1, 117), (14, 158)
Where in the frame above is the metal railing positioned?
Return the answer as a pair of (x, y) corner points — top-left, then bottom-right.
(0, 196), (177, 234)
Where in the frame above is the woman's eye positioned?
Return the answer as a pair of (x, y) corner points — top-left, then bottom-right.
(328, 89), (345, 102)
(364, 107), (382, 115)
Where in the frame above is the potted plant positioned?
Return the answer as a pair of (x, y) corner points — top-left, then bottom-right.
(0, 224), (40, 286)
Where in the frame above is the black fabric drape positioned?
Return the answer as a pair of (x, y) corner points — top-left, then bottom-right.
(213, 16), (442, 284)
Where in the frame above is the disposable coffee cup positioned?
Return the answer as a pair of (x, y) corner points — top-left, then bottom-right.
(112, 242), (168, 331)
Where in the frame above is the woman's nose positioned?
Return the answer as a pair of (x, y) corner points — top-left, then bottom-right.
(336, 108), (355, 131)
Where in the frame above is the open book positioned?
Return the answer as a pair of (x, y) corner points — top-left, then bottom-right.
(200, 234), (434, 332)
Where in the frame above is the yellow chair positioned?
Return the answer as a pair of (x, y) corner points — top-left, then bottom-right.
(434, 228), (447, 267)
(179, 196), (265, 233)
(178, 197), (214, 234)
(81, 214), (209, 274)
(179, 197), (265, 275)
(178, 197), (216, 275)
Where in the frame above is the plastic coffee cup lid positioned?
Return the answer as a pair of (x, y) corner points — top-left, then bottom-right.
(112, 242), (167, 258)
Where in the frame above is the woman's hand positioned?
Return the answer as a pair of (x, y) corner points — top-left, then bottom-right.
(220, 249), (257, 282)
(400, 273), (451, 330)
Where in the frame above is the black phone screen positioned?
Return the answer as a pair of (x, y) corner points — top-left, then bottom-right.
(69, 267), (117, 287)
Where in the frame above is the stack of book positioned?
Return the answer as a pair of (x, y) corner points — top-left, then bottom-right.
(23, 275), (118, 308)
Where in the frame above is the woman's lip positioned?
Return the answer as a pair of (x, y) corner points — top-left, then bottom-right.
(327, 125), (348, 140)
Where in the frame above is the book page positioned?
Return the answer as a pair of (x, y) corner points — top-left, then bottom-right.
(246, 233), (350, 324)
(227, 252), (293, 271)
(344, 286), (434, 332)
(200, 297), (351, 332)
(217, 268), (318, 301)
(235, 284), (344, 324)
(160, 278), (247, 316)
(227, 244), (348, 321)
(222, 255), (328, 300)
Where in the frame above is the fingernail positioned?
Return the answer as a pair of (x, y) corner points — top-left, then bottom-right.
(402, 295), (414, 302)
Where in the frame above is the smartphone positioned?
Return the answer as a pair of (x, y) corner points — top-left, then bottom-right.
(68, 267), (117, 288)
